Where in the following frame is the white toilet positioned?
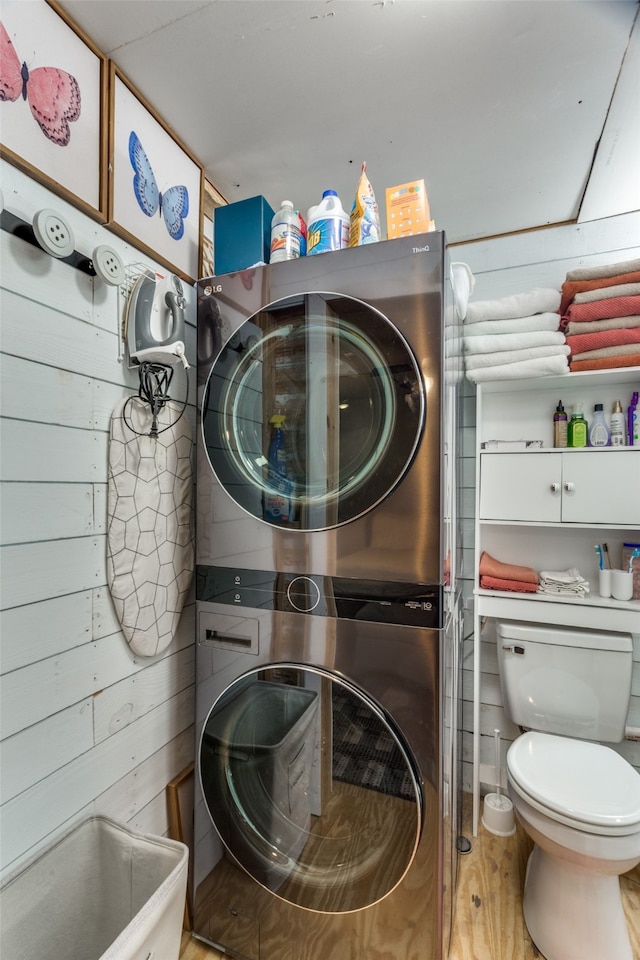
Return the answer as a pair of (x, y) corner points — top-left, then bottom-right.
(496, 620), (640, 960)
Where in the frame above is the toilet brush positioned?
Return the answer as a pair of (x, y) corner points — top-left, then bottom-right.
(481, 728), (516, 836)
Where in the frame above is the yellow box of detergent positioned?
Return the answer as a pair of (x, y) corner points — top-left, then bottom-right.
(385, 180), (432, 239)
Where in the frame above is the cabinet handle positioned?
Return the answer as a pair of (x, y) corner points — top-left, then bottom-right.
(550, 482), (560, 492)
(564, 481), (575, 493)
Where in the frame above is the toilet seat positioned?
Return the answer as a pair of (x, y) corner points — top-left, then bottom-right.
(507, 732), (640, 835)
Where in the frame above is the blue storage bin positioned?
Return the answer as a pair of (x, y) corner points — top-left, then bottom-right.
(213, 195), (274, 275)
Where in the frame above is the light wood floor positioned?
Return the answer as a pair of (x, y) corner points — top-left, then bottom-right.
(180, 794), (640, 960)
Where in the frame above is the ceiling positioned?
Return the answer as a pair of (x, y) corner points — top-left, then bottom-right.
(57, 0), (639, 245)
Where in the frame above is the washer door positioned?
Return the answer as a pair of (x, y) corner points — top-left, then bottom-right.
(201, 292), (425, 531)
(199, 666), (423, 913)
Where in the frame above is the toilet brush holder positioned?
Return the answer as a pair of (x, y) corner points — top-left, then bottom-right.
(482, 792), (516, 836)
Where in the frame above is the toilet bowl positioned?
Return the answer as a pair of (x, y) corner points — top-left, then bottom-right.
(507, 731), (640, 960)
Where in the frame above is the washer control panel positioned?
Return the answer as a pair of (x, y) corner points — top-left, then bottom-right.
(196, 566), (442, 628)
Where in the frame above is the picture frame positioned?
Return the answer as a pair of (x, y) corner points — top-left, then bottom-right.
(109, 64), (203, 283)
(0, 0), (108, 220)
(167, 761), (195, 931)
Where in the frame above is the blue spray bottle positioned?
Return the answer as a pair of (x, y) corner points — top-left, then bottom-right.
(264, 415), (292, 523)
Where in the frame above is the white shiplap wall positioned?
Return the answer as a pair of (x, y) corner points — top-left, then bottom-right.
(2, 156), (639, 877)
(451, 211), (640, 795)
(0, 161), (197, 879)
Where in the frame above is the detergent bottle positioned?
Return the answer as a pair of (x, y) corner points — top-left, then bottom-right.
(307, 190), (350, 255)
(264, 415), (292, 523)
(270, 201), (302, 263)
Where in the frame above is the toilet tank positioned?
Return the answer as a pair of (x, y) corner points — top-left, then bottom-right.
(496, 621), (633, 742)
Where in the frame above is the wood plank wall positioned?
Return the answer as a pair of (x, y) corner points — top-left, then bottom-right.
(451, 212), (640, 794)
(0, 161), (197, 879)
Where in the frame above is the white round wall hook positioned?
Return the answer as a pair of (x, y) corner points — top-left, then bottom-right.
(92, 244), (125, 285)
(32, 207), (75, 259)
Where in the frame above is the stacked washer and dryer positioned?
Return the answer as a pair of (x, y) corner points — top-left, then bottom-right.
(193, 234), (464, 960)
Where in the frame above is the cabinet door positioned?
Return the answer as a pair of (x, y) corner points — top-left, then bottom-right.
(561, 451), (640, 524)
(479, 454), (562, 522)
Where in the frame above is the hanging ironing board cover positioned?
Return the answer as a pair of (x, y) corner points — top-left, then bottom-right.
(107, 397), (194, 657)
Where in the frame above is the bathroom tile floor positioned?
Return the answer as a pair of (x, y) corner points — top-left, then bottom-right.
(179, 793), (640, 960)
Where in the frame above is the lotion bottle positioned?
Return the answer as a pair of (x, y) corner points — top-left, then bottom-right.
(588, 403), (610, 447)
(553, 400), (568, 447)
(610, 400), (626, 446)
(567, 402), (588, 448)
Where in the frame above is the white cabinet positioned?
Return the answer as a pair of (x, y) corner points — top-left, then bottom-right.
(480, 450), (640, 525)
(470, 366), (640, 837)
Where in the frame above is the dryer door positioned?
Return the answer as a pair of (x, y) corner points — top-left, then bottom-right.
(201, 292), (425, 531)
(198, 665), (423, 913)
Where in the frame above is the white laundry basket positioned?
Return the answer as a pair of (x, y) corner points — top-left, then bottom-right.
(0, 816), (188, 960)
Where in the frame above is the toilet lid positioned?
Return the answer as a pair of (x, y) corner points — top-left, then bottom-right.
(508, 732), (640, 830)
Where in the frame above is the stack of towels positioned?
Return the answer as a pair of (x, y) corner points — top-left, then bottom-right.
(464, 288), (569, 383)
(538, 569), (590, 598)
(560, 257), (640, 372)
(479, 552), (538, 594)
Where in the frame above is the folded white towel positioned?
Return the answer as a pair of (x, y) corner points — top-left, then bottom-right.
(463, 312), (561, 337)
(465, 353), (570, 383)
(565, 258), (640, 282)
(465, 344), (570, 371)
(464, 330), (566, 355)
(538, 568), (590, 597)
(465, 288), (561, 324)
(539, 568), (588, 584)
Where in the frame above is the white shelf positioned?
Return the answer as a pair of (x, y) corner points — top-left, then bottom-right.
(476, 365), (640, 395)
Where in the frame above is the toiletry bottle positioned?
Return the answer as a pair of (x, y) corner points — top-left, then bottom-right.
(567, 402), (588, 448)
(629, 392), (639, 447)
(610, 400), (626, 446)
(553, 400), (568, 447)
(588, 403), (610, 447)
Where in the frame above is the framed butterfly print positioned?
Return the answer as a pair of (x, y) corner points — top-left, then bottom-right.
(109, 64), (203, 284)
(0, 0), (107, 220)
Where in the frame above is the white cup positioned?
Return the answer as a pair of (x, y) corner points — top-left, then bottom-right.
(598, 569), (612, 598)
(611, 569), (633, 602)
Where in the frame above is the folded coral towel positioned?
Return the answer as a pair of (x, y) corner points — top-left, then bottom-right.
(465, 354), (569, 383)
(573, 282), (640, 304)
(565, 258), (640, 282)
(463, 312), (561, 337)
(479, 551), (538, 584)
(563, 295), (640, 325)
(565, 315), (640, 336)
(559, 270), (640, 316)
(570, 354), (640, 372)
(566, 327), (640, 357)
(465, 344), (570, 371)
(465, 288), (561, 324)
(538, 568), (589, 597)
(464, 330), (566, 355)
(480, 575), (539, 594)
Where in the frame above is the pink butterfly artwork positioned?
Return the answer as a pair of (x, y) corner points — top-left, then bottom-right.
(0, 21), (81, 146)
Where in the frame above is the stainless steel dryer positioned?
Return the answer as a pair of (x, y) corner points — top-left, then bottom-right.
(194, 235), (463, 960)
(196, 234), (455, 584)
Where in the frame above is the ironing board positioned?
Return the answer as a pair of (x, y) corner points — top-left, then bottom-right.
(107, 396), (194, 657)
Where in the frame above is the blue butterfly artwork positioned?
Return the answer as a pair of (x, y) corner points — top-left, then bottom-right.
(128, 131), (189, 240)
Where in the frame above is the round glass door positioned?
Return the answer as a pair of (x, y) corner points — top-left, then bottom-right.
(199, 666), (423, 913)
(201, 293), (425, 531)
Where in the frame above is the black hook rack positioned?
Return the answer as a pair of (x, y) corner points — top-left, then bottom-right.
(0, 208), (97, 277)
